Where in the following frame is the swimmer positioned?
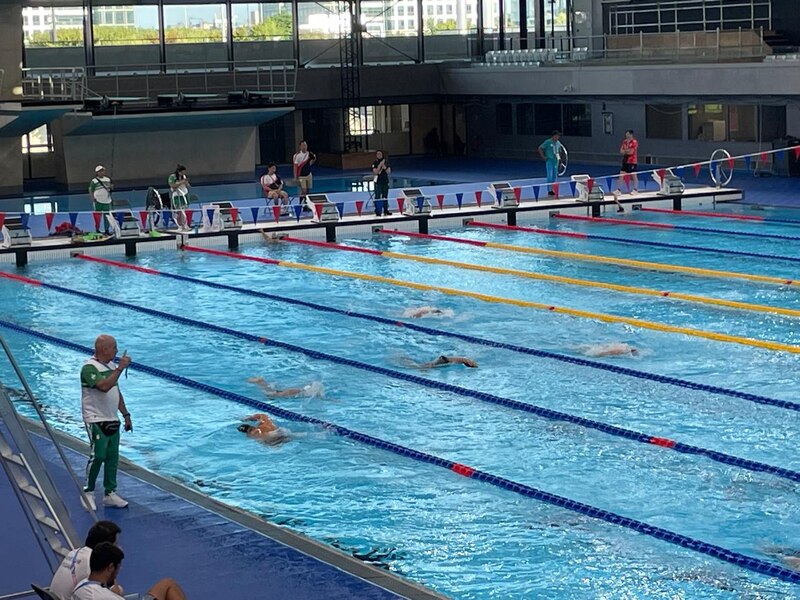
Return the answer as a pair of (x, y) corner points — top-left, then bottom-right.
(402, 306), (454, 319)
(247, 376), (324, 398)
(260, 230), (286, 243)
(400, 355), (478, 370)
(578, 343), (639, 358)
(762, 546), (800, 570)
(237, 413), (289, 445)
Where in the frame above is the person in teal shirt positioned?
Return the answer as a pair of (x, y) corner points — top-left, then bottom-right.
(537, 130), (564, 196)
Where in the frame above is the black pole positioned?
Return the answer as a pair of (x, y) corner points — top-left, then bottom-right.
(498, 0), (505, 50)
(536, 0), (545, 49)
(520, 0), (528, 49)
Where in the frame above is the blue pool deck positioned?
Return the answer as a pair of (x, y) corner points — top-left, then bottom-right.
(0, 421), (443, 600)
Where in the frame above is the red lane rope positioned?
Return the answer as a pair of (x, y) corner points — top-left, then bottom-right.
(554, 214), (677, 229)
(179, 246), (281, 264)
(640, 207), (766, 222)
(468, 221), (590, 239)
(380, 229), (490, 247)
(74, 255), (163, 274)
(281, 236), (383, 255)
(0, 271), (42, 286)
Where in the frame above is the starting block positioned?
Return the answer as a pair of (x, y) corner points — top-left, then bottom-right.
(201, 202), (243, 233)
(399, 188), (432, 216)
(108, 210), (141, 239)
(652, 169), (686, 195)
(305, 194), (340, 223)
(571, 174), (605, 202)
(489, 182), (519, 208)
(1, 215), (32, 248)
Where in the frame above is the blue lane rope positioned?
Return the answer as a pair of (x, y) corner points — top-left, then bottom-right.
(72, 262), (800, 414)
(580, 232), (800, 265)
(599, 219), (800, 242)
(14, 277), (800, 485)
(0, 318), (798, 586)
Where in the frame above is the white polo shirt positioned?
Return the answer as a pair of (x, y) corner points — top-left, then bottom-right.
(50, 546), (91, 600)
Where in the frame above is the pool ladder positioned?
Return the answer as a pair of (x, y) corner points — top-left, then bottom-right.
(0, 334), (84, 586)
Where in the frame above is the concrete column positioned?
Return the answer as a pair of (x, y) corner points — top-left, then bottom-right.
(0, 1), (23, 101)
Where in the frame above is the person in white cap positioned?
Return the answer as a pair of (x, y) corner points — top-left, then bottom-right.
(88, 166), (113, 233)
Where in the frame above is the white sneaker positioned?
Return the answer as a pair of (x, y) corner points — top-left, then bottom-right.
(630, 189), (639, 195)
(81, 491), (96, 512)
(103, 492), (129, 508)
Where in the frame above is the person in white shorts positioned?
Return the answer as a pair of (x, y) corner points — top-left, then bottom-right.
(50, 521), (122, 600)
(88, 166), (113, 233)
(292, 140), (316, 198)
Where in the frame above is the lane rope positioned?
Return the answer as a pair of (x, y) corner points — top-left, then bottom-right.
(1, 319), (797, 585)
(640, 207), (800, 226)
(177, 245), (800, 355)
(377, 228), (798, 288)
(66, 256), (800, 413)
(468, 221), (800, 265)
(279, 236), (800, 320)
(554, 213), (800, 242)
(8, 264), (800, 485)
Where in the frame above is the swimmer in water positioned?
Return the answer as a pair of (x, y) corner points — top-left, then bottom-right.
(260, 230), (286, 243)
(238, 413), (289, 445)
(248, 376), (324, 398)
(402, 306), (454, 319)
(578, 343), (639, 358)
(762, 546), (800, 570)
(400, 355), (478, 370)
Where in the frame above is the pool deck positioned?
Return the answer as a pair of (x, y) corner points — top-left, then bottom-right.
(0, 419), (447, 600)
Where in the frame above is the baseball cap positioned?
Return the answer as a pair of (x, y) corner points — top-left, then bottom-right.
(95, 165), (105, 172)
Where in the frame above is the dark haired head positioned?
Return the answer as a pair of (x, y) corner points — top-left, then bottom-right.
(238, 424), (253, 434)
(85, 520), (121, 549)
(89, 542), (124, 573)
(267, 162), (276, 169)
(552, 130), (561, 136)
(626, 129), (634, 135)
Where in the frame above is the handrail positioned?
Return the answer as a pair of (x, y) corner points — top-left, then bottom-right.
(0, 334), (94, 524)
(21, 67), (87, 101)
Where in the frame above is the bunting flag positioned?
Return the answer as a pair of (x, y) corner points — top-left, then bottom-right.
(206, 208), (216, 224)
(456, 193), (463, 209)
(586, 178), (594, 194)
(0, 213), (5, 229)
(230, 208), (239, 223)
(513, 187), (521, 201)
(777, 150), (786, 162)
(605, 177), (614, 193)
(292, 204), (303, 222)
(335, 202), (345, 218)
(163, 210), (172, 228)
(45, 212), (55, 231)
(760, 152), (768, 163)
(70, 212), (79, 227)
(92, 212), (102, 231)
(623, 173), (631, 189)
(272, 205), (282, 222)
(474, 190), (482, 207)
(693, 163), (702, 177)
(794, 147), (800, 160)
(355, 200), (364, 216)
(657, 168), (667, 182)
(314, 203), (323, 221)
(139, 211), (148, 228)
(416, 196), (424, 212)
(533, 185), (540, 200)
(727, 157), (735, 170)
(436, 194), (445, 209)
(675, 166), (685, 179)
(115, 211), (125, 227)
(250, 206), (260, 224)
(185, 209), (194, 227)
(395, 198), (404, 214)
(552, 182), (560, 198)
(744, 156), (751, 172)
(495, 189), (503, 202)
(568, 181), (577, 197)
(20, 213), (30, 229)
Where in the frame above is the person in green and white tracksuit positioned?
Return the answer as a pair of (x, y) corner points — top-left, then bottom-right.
(81, 334), (133, 510)
(88, 165), (113, 233)
(168, 164), (190, 230)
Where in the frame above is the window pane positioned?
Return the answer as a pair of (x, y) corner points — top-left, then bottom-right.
(534, 103), (561, 136)
(232, 3), (293, 61)
(93, 6), (158, 46)
(728, 105), (756, 142)
(23, 6), (84, 47)
(688, 103), (726, 141)
(362, 0), (419, 64)
(422, 0), (477, 61)
(562, 104), (591, 136)
(516, 103), (533, 135)
(21, 125), (52, 155)
(761, 105), (787, 141)
(646, 104), (682, 139)
(496, 103), (512, 135)
(298, 1), (342, 66)
(163, 4), (227, 43)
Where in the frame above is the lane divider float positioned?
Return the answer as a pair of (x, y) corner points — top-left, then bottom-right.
(377, 228), (799, 288)
(1, 319), (796, 585)
(65, 256), (800, 413)
(468, 221), (800, 265)
(6, 265), (799, 484)
(640, 207), (800, 226)
(279, 236), (800, 320)
(553, 213), (800, 243)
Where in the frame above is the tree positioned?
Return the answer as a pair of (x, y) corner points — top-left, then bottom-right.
(425, 18), (457, 35)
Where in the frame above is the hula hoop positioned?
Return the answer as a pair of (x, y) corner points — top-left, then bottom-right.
(709, 149), (733, 187)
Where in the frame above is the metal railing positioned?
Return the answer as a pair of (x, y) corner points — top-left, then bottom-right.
(608, 0), (771, 35)
(21, 67), (87, 101)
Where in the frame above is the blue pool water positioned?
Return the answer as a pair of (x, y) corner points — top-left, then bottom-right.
(1, 206), (800, 598)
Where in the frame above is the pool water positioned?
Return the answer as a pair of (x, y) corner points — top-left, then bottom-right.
(1, 204), (800, 599)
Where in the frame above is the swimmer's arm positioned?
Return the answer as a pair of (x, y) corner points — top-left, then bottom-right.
(267, 387), (301, 398)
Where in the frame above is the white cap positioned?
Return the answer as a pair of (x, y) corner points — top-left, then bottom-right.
(95, 165), (105, 172)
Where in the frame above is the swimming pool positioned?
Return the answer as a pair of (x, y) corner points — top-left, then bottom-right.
(1, 204), (800, 598)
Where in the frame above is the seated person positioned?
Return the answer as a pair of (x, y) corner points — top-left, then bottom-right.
(578, 343), (639, 357)
(72, 542), (187, 600)
(260, 163), (290, 209)
(400, 354), (478, 370)
(50, 521), (122, 600)
(238, 413), (290, 445)
(402, 306), (454, 319)
(247, 376), (324, 398)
